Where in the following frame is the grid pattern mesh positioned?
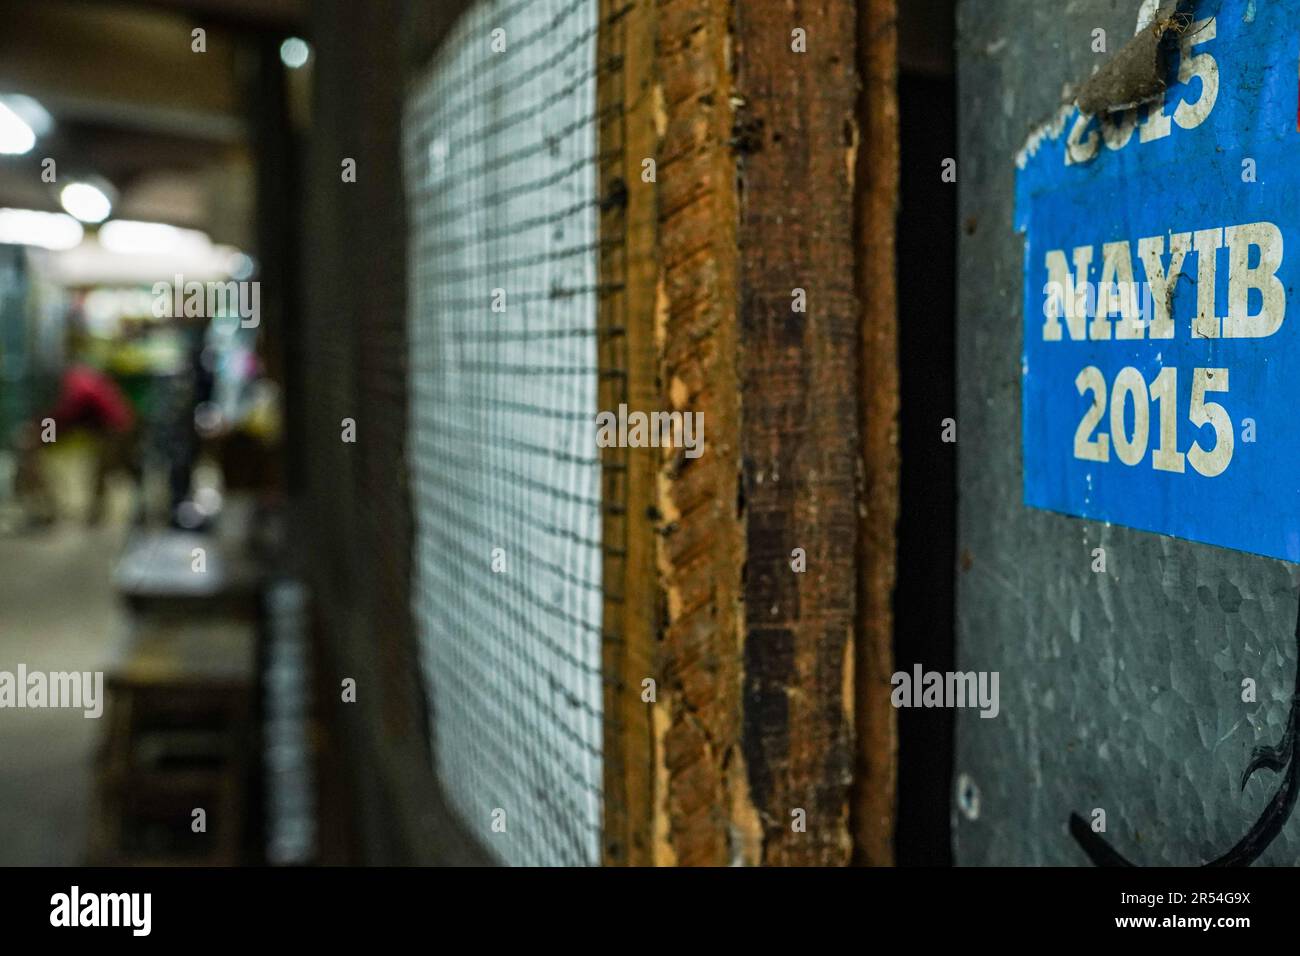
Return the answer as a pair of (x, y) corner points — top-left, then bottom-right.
(404, 0), (607, 866)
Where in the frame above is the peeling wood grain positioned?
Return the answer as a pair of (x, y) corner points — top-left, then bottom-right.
(853, 0), (900, 867)
(602, 0), (888, 867)
(734, 0), (860, 866)
(653, 0), (748, 867)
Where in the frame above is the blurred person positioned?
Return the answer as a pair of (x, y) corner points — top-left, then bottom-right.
(167, 327), (215, 529)
(41, 362), (141, 526)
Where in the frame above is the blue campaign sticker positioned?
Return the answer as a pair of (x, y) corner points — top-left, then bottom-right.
(1016, 0), (1300, 562)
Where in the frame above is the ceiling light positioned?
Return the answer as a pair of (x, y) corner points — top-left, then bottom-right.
(0, 95), (52, 138)
(0, 101), (36, 155)
(60, 182), (112, 223)
(99, 219), (211, 256)
(226, 251), (255, 280)
(280, 37), (310, 69)
(0, 208), (84, 250)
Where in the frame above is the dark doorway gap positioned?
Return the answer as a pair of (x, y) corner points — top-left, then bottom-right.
(894, 67), (958, 866)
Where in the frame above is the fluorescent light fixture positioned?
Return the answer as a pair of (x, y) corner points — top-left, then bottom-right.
(0, 101), (36, 155)
(0, 95), (53, 138)
(60, 182), (113, 223)
(280, 37), (310, 69)
(0, 208), (84, 250)
(99, 219), (211, 256)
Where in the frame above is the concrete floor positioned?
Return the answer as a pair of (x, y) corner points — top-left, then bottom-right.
(0, 524), (125, 865)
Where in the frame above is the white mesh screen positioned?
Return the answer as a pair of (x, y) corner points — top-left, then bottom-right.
(404, 0), (605, 866)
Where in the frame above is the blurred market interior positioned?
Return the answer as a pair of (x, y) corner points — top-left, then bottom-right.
(0, 0), (321, 866)
(0, 0), (519, 867)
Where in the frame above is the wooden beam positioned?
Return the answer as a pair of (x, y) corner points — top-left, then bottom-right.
(732, 0), (862, 866)
(853, 0), (901, 866)
(598, 0), (660, 867)
(650, 0), (748, 866)
(600, 0), (885, 868)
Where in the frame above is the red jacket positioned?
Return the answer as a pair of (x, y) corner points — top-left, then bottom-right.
(48, 365), (135, 433)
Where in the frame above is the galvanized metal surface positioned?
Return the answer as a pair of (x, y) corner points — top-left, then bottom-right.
(955, 0), (1300, 865)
